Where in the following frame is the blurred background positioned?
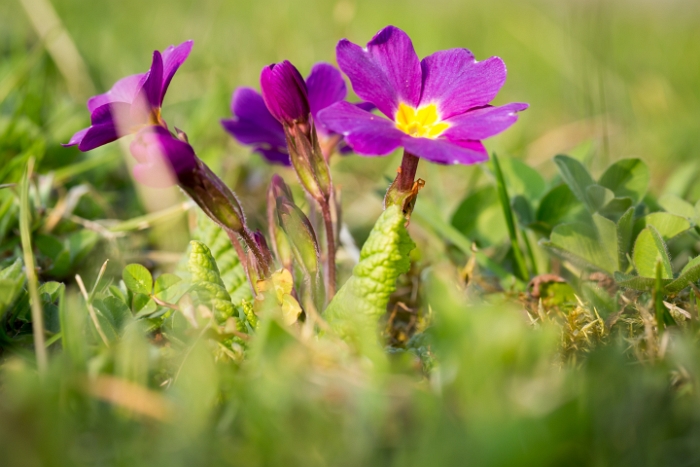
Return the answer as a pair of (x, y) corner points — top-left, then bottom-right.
(2, 0), (700, 251)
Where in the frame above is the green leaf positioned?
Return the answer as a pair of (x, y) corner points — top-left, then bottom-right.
(633, 212), (691, 241)
(666, 256), (700, 293)
(451, 185), (507, 246)
(67, 230), (100, 266)
(554, 155), (596, 210)
(541, 214), (618, 274)
(616, 207), (635, 270)
(633, 227), (672, 279)
(614, 272), (661, 292)
(534, 184), (584, 234)
(187, 240), (236, 322)
(153, 273), (188, 304)
(658, 194), (695, 219)
(597, 197), (633, 220)
(495, 156), (547, 200)
(122, 264), (153, 295)
(325, 205), (415, 349)
(491, 153), (529, 281)
(0, 259), (25, 311)
(598, 158), (650, 204)
(191, 212), (251, 304)
(585, 185), (615, 212)
(93, 296), (131, 332)
(511, 195), (534, 227)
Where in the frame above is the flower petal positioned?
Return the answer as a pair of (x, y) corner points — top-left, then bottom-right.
(130, 126), (196, 188)
(62, 127), (89, 147)
(420, 49), (507, 119)
(160, 40), (193, 103)
(402, 135), (488, 165)
(222, 87), (286, 148)
(336, 25), (421, 119)
(306, 62), (347, 119)
(255, 147), (291, 166)
(317, 101), (404, 155)
(260, 61), (310, 124)
(87, 73), (147, 111)
(144, 50), (164, 109)
(443, 102), (528, 141)
(77, 123), (120, 151)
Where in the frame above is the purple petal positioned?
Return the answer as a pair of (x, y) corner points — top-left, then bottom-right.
(420, 50), (507, 119)
(87, 74), (147, 112)
(336, 25), (421, 119)
(317, 101), (404, 156)
(131, 126), (197, 188)
(62, 127), (89, 147)
(260, 61), (310, 123)
(255, 147), (291, 166)
(77, 123), (120, 151)
(401, 136), (488, 165)
(443, 103), (528, 141)
(306, 62), (347, 119)
(222, 87), (285, 148)
(144, 50), (164, 109)
(160, 40), (193, 103)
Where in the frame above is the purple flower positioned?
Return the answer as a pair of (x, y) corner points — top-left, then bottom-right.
(64, 40), (193, 152)
(130, 126), (197, 188)
(221, 62), (349, 166)
(317, 26), (528, 165)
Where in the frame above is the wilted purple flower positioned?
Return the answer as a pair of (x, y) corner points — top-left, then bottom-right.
(317, 26), (528, 165)
(221, 62), (350, 165)
(64, 40), (193, 151)
(129, 126), (197, 188)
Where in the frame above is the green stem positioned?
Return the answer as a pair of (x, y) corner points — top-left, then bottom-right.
(19, 158), (47, 375)
(491, 153), (529, 281)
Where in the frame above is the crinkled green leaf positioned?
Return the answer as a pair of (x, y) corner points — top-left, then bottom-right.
(191, 212), (251, 304)
(188, 240), (236, 322)
(325, 205), (415, 345)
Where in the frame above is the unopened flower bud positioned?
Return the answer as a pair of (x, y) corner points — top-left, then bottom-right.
(260, 61), (310, 125)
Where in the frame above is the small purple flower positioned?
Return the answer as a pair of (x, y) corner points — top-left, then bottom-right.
(129, 126), (197, 188)
(64, 40), (193, 152)
(221, 62), (349, 165)
(317, 26), (528, 165)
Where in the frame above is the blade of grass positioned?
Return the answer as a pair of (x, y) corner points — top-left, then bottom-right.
(491, 153), (530, 281)
(108, 201), (194, 233)
(19, 157), (48, 375)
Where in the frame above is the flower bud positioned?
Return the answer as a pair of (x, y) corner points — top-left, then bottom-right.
(260, 61), (310, 125)
(283, 122), (332, 203)
(267, 175), (294, 271)
(276, 197), (325, 310)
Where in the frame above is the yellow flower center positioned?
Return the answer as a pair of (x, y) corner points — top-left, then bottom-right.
(395, 103), (449, 138)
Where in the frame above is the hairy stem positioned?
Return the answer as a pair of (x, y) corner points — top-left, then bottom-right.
(321, 201), (336, 300)
(384, 151), (420, 210)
